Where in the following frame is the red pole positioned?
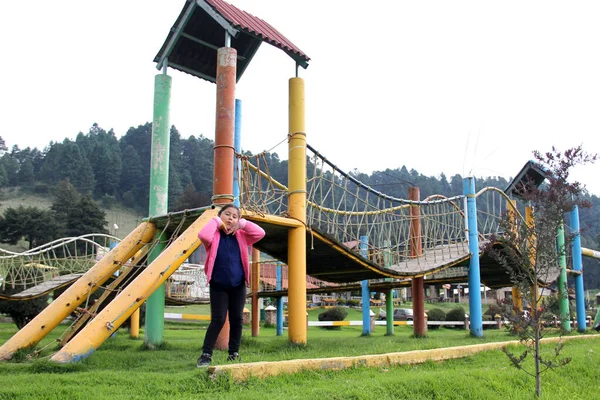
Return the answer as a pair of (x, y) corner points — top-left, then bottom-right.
(213, 47), (237, 206)
(409, 187), (426, 337)
(213, 46), (237, 350)
(251, 248), (260, 337)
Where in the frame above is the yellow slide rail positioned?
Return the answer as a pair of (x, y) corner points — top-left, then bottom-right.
(0, 222), (156, 360)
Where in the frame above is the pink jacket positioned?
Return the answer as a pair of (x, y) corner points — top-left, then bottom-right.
(198, 216), (265, 285)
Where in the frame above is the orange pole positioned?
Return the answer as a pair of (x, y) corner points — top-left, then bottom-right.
(212, 45), (237, 350)
(212, 46), (237, 206)
(409, 187), (426, 337)
(251, 248), (260, 337)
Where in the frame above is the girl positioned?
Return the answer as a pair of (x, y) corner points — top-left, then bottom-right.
(196, 204), (265, 367)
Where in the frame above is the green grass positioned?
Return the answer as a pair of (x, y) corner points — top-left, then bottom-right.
(1, 321), (598, 399)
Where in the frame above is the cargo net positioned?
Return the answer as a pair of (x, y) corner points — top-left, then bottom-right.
(0, 234), (118, 291)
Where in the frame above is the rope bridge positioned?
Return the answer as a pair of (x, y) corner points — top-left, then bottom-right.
(238, 144), (519, 282)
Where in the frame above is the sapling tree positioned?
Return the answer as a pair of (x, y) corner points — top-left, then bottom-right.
(488, 146), (596, 398)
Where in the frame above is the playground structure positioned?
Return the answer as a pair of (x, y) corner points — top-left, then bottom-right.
(1, 0), (599, 363)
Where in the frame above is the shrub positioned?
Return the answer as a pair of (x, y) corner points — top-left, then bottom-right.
(318, 307), (348, 330)
(446, 306), (467, 322)
(0, 285), (49, 329)
(427, 308), (445, 330)
(336, 298), (347, 306)
(347, 299), (360, 307)
(101, 194), (117, 209)
(484, 304), (503, 318)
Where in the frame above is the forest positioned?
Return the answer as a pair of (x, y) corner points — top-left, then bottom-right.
(0, 122), (598, 288)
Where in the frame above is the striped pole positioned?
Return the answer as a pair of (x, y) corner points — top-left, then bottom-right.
(571, 205), (586, 332)
(463, 178), (483, 337)
(360, 236), (371, 336)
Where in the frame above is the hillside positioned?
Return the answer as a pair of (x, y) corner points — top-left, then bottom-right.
(0, 188), (144, 252)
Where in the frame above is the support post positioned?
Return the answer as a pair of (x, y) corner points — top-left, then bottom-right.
(233, 99), (242, 205)
(409, 187), (426, 337)
(251, 248), (260, 337)
(383, 240), (394, 336)
(145, 72), (172, 347)
(571, 205), (586, 332)
(360, 236), (371, 336)
(287, 76), (307, 344)
(211, 45), (237, 349)
(276, 261), (284, 336)
(556, 223), (571, 332)
(463, 177), (483, 337)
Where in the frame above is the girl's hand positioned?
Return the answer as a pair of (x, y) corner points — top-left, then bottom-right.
(221, 220), (239, 235)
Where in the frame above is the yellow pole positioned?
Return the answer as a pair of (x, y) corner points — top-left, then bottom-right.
(129, 309), (140, 339)
(287, 76), (307, 344)
(51, 210), (217, 363)
(526, 206), (539, 309)
(507, 199), (522, 312)
(0, 222), (156, 360)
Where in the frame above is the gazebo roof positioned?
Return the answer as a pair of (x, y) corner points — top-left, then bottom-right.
(154, 0), (310, 83)
(505, 160), (551, 200)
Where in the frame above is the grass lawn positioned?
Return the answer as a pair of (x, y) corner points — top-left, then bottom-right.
(1, 318), (598, 399)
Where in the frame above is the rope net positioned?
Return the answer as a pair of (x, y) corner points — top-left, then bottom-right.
(239, 145), (471, 277)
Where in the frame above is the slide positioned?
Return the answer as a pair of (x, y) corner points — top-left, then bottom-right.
(0, 222), (157, 360)
(51, 208), (218, 363)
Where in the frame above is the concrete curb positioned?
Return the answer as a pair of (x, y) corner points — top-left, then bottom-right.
(207, 334), (599, 381)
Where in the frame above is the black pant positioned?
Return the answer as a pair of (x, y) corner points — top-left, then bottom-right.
(202, 283), (246, 355)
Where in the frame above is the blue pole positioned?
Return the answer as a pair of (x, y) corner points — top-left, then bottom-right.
(233, 99), (242, 207)
(463, 177), (483, 337)
(571, 205), (586, 332)
(276, 262), (284, 336)
(360, 236), (371, 335)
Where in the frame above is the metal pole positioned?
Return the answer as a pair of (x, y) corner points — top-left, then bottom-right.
(360, 236), (371, 335)
(463, 177), (483, 337)
(409, 187), (426, 337)
(276, 261), (284, 336)
(571, 205), (586, 332)
(287, 77), (307, 344)
(145, 72), (172, 347)
(383, 240), (394, 336)
(557, 223), (571, 331)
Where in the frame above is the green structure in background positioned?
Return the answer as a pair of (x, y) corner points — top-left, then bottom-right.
(145, 72), (172, 347)
(556, 223), (571, 332)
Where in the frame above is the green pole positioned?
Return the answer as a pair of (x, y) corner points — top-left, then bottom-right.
(383, 240), (394, 336)
(145, 73), (172, 347)
(557, 223), (571, 332)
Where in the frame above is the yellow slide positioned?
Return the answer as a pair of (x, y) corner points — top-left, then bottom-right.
(51, 208), (218, 363)
(0, 222), (157, 360)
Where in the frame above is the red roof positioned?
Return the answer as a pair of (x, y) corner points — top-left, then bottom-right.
(154, 0), (310, 83)
(206, 0), (309, 66)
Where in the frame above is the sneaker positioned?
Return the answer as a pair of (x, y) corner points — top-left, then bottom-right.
(226, 352), (241, 362)
(197, 353), (212, 368)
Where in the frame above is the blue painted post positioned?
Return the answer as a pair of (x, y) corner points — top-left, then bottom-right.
(571, 205), (586, 332)
(233, 99), (242, 206)
(463, 177), (483, 337)
(276, 261), (284, 336)
(360, 235), (371, 335)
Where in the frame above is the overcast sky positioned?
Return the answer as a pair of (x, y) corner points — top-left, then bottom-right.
(1, 1), (599, 196)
